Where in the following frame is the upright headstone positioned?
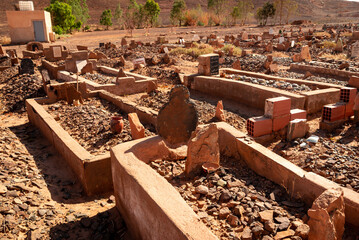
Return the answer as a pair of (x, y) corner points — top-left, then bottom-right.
(352, 41), (359, 58)
(19, 58), (34, 75)
(0, 45), (4, 55)
(52, 46), (62, 58)
(300, 45), (311, 61)
(157, 85), (198, 145)
(241, 31), (248, 40)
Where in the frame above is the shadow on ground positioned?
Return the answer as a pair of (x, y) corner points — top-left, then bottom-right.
(49, 207), (131, 240)
(9, 122), (112, 204)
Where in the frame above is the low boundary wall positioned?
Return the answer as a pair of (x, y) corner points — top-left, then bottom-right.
(26, 89), (156, 195)
(111, 122), (359, 240)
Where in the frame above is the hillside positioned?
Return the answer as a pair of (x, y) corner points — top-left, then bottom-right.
(1, 0), (359, 36)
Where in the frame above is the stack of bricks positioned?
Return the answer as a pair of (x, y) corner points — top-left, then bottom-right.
(247, 97), (308, 137)
(321, 87), (357, 122)
(198, 53), (219, 76)
(265, 97), (291, 132)
(340, 87), (357, 118)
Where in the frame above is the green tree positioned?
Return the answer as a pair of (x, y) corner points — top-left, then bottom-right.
(46, 1), (76, 34)
(230, 7), (241, 25)
(69, 0), (89, 29)
(170, 0), (187, 26)
(100, 9), (112, 30)
(207, 0), (227, 23)
(50, 0), (89, 31)
(143, 0), (160, 27)
(124, 0), (140, 36)
(237, 0), (254, 25)
(114, 2), (123, 26)
(256, 2), (276, 26)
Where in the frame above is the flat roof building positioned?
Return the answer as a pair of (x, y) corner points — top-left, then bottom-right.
(6, 10), (54, 44)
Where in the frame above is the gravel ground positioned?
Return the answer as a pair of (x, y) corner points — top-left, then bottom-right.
(149, 156), (310, 239)
(82, 72), (116, 84)
(269, 125), (359, 193)
(224, 74), (313, 93)
(45, 98), (156, 155)
(0, 126), (128, 240)
(0, 73), (45, 114)
(277, 71), (348, 86)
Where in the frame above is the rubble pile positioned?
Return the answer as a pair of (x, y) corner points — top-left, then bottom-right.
(83, 72), (116, 84)
(0, 74), (45, 113)
(150, 156), (309, 239)
(278, 71), (348, 86)
(227, 75), (313, 93)
(271, 128), (359, 192)
(0, 126), (127, 239)
(46, 98), (155, 155)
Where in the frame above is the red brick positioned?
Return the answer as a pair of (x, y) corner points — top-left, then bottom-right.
(264, 97), (291, 118)
(246, 116), (272, 137)
(322, 103), (346, 122)
(345, 102), (355, 118)
(273, 114), (290, 131)
(340, 87), (357, 104)
(290, 109), (307, 121)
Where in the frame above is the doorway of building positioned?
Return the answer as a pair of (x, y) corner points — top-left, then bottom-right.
(33, 21), (45, 42)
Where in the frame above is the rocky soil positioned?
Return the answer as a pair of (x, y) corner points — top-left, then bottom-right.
(136, 90), (247, 131)
(277, 71), (348, 86)
(150, 156), (310, 239)
(83, 72), (116, 84)
(224, 74), (313, 93)
(0, 125), (128, 240)
(0, 73), (45, 114)
(45, 97), (156, 155)
(269, 125), (359, 193)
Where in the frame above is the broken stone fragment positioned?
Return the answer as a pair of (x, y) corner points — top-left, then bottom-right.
(215, 100), (225, 121)
(128, 113), (145, 140)
(185, 123), (219, 175)
(307, 188), (345, 240)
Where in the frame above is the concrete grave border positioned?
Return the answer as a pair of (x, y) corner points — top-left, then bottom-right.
(290, 63), (359, 80)
(192, 69), (342, 114)
(57, 66), (157, 96)
(111, 122), (359, 240)
(26, 89), (156, 195)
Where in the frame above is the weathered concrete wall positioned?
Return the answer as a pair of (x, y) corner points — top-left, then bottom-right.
(57, 69), (156, 96)
(290, 63), (355, 80)
(193, 76), (306, 110)
(6, 11), (53, 43)
(221, 68), (342, 89)
(110, 122), (359, 238)
(26, 98), (112, 195)
(215, 123), (359, 227)
(111, 137), (218, 240)
(42, 60), (65, 79)
(301, 88), (341, 114)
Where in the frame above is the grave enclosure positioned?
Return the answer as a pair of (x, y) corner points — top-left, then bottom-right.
(19, 29), (359, 239)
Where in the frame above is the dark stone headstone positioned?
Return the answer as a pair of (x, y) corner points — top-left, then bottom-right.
(99, 43), (105, 48)
(19, 58), (34, 75)
(157, 85), (198, 145)
(210, 55), (219, 75)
